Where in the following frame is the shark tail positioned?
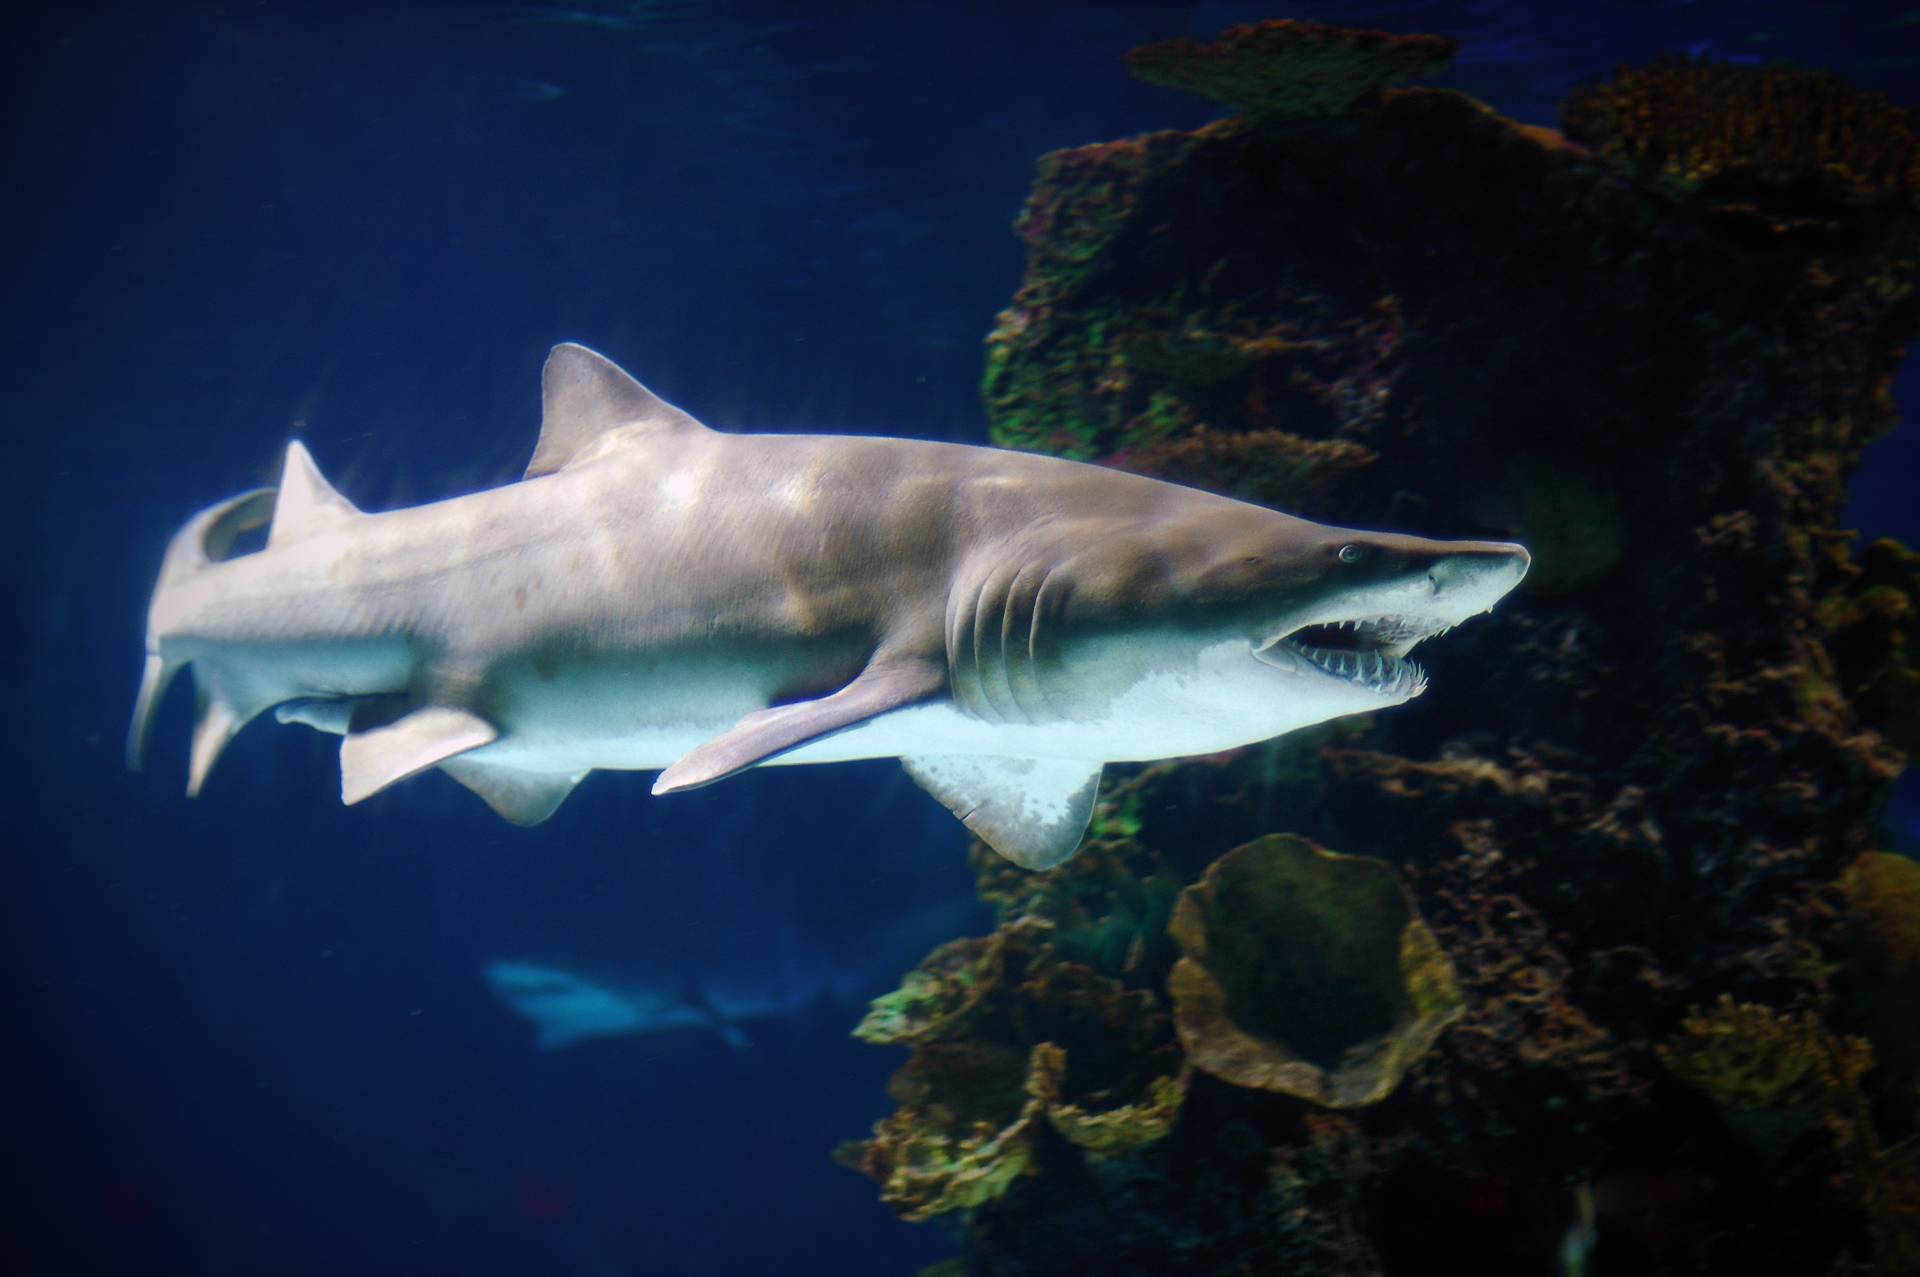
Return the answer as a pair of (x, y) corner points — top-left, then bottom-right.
(128, 440), (367, 791)
(127, 485), (278, 776)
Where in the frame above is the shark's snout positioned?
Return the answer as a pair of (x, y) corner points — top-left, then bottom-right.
(1426, 542), (1531, 605)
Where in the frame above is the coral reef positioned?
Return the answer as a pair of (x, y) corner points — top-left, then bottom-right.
(1127, 20), (1456, 122)
(1166, 834), (1462, 1107)
(847, 23), (1920, 1275)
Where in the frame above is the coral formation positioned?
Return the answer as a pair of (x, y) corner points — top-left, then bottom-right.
(838, 903), (1188, 1220)
(1166, 834), (1462, 1106)
(1127, 20), (1456, 122)
(854, 923), (1035, 1048)
(846, 21), (1920, 1274)
(1820, 537), (1920, 757)
(1562, 58), (1920, 211)
(1657, 994), (1870, 1115)
(1658, 991), (1920, 1269)
(1840, 851), (1920, 1127)
(1026, 1038), (1190, 1162)
(834, 1040), (1048, 1222)
(1841, 852), (1920, 1026)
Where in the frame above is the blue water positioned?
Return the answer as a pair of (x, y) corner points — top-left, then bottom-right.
(9, 3), (1918, 1274)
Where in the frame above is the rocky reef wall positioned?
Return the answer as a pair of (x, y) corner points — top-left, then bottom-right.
(842, 23), (1920, 1276)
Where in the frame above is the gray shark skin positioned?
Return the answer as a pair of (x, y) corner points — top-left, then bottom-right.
(129, 344), (1529, 869)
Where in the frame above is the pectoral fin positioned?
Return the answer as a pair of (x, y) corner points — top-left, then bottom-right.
(340, 705), (498, 806)
(653, 656), (944, 794)
(903, 755), (1102, 870)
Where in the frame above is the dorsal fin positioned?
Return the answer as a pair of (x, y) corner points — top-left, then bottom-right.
(527, 343), (709, 479)
(268, 440), (361, 548)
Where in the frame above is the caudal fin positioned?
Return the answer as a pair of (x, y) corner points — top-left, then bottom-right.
(126, 486), (277, 774)
(129, 441), (371, 794)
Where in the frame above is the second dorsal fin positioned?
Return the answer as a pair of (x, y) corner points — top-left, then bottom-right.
(268, 440), (362, 549)
(527, 343), (710, 479)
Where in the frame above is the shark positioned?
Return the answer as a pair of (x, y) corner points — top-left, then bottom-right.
(487, 891), (983, 1052)
(128, 344), (1529, 869)
(485, 961), (759, 1051)
(487, 896), (987, 1051)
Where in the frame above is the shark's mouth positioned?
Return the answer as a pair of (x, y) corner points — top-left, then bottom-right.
(1255, 615), (1445, 698)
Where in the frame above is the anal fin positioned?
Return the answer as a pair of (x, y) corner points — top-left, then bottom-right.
(440, 758), (584, 826)
(340, 705), (497, 806)
(653, 656), (944, 794)
(903, 755), (1103, 870)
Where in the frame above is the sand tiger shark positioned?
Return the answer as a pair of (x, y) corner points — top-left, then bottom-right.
(485, 961), (762, 1051)
(484, 896), (983, 1050)
(128, 344), (1529, 869)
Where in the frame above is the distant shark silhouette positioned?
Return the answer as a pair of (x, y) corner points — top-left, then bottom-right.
(486, 896), (983, 1051)
(130, 344), (1528, 869)
(485, 962), (759, 1051)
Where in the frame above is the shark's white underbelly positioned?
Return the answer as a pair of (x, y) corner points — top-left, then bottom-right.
(458, 637), (1336, 777)
(469, 702), (1105, 774)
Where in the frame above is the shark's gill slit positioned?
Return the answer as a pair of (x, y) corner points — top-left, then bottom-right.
(1001, 561), (1048, 724)
(973, 562), (1021, 722)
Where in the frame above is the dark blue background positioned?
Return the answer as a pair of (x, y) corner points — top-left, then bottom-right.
(8, 3), (1918, 1274)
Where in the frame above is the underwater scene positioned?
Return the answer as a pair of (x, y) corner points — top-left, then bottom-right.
(12, 2), (1920, 1274)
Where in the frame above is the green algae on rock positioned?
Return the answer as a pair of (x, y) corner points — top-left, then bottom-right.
(1167, 834), (1462, 1106)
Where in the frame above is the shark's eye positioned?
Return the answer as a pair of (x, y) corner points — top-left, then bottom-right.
(1338, 544), (1368, 564)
